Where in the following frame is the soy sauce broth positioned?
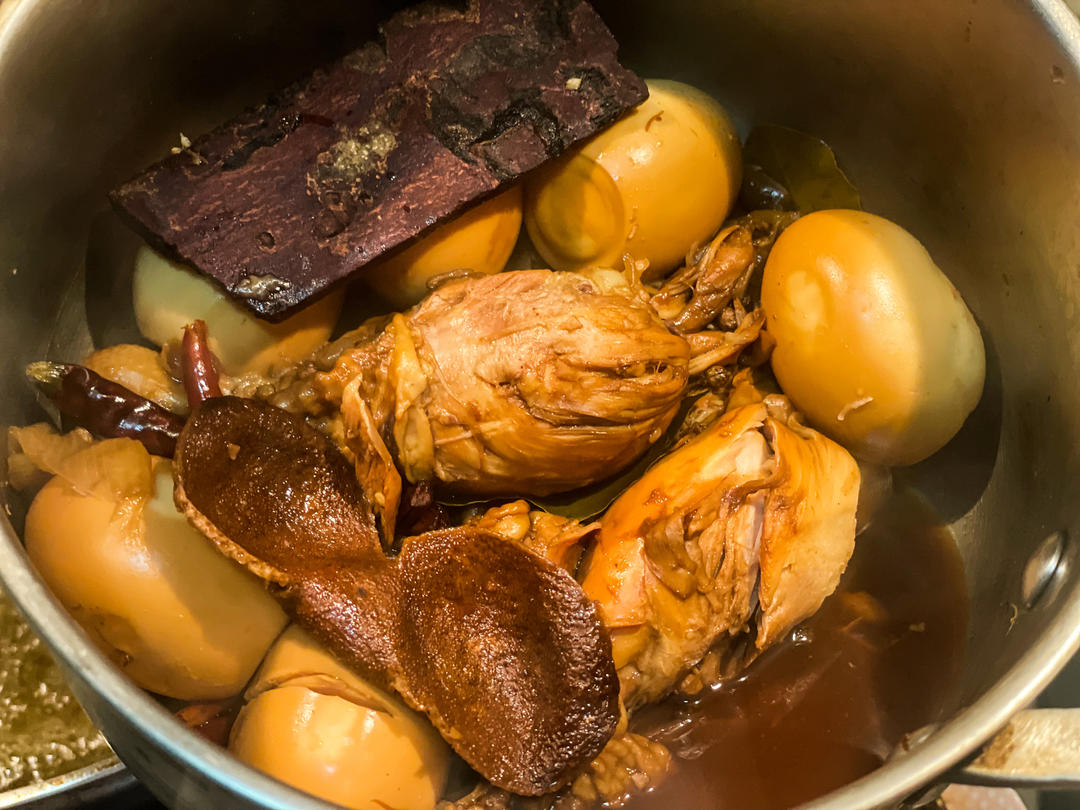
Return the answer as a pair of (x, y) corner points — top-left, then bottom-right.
(628, 488), (969, 810)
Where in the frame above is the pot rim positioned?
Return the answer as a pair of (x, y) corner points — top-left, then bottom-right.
(3, 0), (1080, 808)
(0, 759), (130, 810)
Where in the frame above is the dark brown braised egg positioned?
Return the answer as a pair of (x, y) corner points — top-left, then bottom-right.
(8, 0), (985, 806)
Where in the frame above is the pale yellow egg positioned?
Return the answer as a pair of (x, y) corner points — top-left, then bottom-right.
(762, 210), (985, 466)
(230, 626), (449, 810)
(364, 185), (523, 308)
(25, 461), (287, 699)
(132, 246), (343, 375)
(524, 79), (742, 281)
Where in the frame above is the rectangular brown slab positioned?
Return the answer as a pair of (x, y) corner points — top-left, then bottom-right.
(109, 0), (647, 320)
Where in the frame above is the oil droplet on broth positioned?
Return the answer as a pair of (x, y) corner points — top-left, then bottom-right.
(626, 488), (968, 810)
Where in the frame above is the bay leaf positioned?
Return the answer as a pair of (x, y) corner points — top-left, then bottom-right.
(743, 124), (861, 213)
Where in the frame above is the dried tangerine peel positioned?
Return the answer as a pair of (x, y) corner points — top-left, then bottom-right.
(172, 397), (619, 794)
(172, 398), (400, 682)
(397, 527), (620, 795)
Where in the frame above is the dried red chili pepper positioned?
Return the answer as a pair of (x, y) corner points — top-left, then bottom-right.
(181, 319), (222, 405)
(25, 361), (185, 457)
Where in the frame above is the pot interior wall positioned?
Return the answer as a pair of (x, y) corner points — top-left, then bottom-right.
(2, 0), (1080, 805)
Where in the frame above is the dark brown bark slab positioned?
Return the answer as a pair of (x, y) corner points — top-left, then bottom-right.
(110, 0), (647, 320)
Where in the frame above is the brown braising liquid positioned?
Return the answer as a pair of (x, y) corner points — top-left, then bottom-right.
(626, 489), (969, 810)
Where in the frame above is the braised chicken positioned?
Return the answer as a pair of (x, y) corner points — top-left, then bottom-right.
(581, 382), (859, 708)
(291, 230), (774, 545)
(325, 267), (691, 497)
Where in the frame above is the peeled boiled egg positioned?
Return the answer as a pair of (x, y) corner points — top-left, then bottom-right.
(364, 185), (523, 308)
(524, 79), (741, 281)
(229, 625), (449, 810)
(762, 209), (985, 466)
(25, 458), (287, 699)
(133, 246), (344, 375)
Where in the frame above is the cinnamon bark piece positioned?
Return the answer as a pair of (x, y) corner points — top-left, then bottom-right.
(110, 0), (647, 320)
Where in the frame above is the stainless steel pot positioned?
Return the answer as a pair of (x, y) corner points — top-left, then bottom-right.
(2, 0), (1080, 808)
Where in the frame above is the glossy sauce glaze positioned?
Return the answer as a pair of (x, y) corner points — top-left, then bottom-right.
(628, 489), (969, 810)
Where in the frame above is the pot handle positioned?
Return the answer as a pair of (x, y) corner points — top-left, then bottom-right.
(947, 708), (1080, 789)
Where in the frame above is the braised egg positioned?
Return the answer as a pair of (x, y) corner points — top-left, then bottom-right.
(524, 79), (741, 280)
(133, 246), (344, 375)
(762, 210), (985, 466)
(24, 452), (287, 700)
(229, 625), (450, 810)
(364, 185), (523, 308)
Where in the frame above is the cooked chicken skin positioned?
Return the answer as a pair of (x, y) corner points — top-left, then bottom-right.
(758, 410), (862, 649)
(581, 394), (859, 708)
(468, 500), (598, 573)
(327, 268), (691, 497)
